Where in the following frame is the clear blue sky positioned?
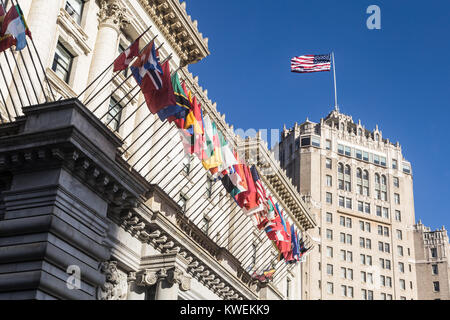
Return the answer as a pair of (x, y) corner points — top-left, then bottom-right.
(186, 0), (450, 230)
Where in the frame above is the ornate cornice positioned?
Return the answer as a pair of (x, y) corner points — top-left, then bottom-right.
(137, 0), (210, 66)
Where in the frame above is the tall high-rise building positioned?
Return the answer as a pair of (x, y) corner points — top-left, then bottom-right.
(279, 109), (417, 300)
(413, 221), (450, 299)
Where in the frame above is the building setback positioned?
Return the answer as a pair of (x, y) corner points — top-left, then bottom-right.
(279, 109), (418, 300)
(0, 0), (316, 300)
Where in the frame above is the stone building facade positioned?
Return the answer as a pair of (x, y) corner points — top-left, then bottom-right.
(0, 0), (316, 300)
(412, 221), (450, 300)
(279, 109), (418, 300)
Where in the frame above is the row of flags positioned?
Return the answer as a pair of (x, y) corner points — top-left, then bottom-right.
(0, 3), (31, 52)
(111, 35), (313, 275)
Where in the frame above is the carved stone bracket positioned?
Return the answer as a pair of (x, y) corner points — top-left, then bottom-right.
(97, 261), (128, 300)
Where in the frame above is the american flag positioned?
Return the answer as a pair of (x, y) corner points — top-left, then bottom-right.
(291, 54), (331, 73)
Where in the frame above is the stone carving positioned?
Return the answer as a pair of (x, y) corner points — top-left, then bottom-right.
(167, 267), (191, 291)
(98, 0), (130, 29)
(97, 261), (128, 300)
(135, 267), (191, 292)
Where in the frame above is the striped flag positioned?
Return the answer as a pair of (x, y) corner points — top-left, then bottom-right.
(291, 54), (331, 73)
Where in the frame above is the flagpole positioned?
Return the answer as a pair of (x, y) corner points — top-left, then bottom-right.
(332, 51), (339, 111)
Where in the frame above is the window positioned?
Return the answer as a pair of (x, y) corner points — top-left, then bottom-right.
(326, 229), (333, 240)
(106, 97), (123, 131)
(363, 152), (369, 162)
(383, 226), (389, 237)
(366, 239), (371, 249)
(365, 222), (371, 232)
(358, 201), (364, 212)
(347, 251), (353, 262)
(327, 282), (334, 294)
(341, 267), (347, 279)
(340, 216), (345, 227)
(393, 177), (399, 188)
(338, 144), (344, 155)
(431, 248), (437, 258)
(360, 254), (366, 265)
(326, 139), (331, 150)
(345, 198), (352, 209)
(348, 286), (354, 298)
(326, 158), (332, 169)
(380, 157), (386, 167)
(386, 259), (391, 270)
(338, 163), (344, 190)
(400, 279), (406, 290)
(340, 233), (345, 243)
(326, 175), (332, 187)
(397, 230), (402, 240)
(376, 206), (382, 217)
(403, 163), (411, 174)
(392, 159), (398, 169)
(339, 196), (345, 207)
(394, 193), (400, 204)
(395, 210), (402, 222)
(52, 42), (73, 83)
(362, 289), (367, 300)
(398, 245), (404, 256)
(326, 192), (333, 204)
(362, 170), (369, 196)
(326, 246), (333, 258)
(433, 281), (440, 292)
(326, 212), (333, 223)
(346, 234), (352, 245)
(348, 269), (353, 280)
(340, 250), (346, 261)
(341, 285), (347, 297)
(380, 275), (386, 286)
(384, 243), (390, 253)
(432, 264), (438, 275)
(356, 149), (362, 159)
(360, 237), (365, 248)
(344, 146), (351, 157)
(367, 255), (372, 266)
(346, 217), (352, 228)
(359, 221), (365, 231)
(361, 271), (366, 283)
(399, 262), (405, 273)
(311, 136), (321, 147)
(65, 0), (84, 25)
(344, 165), (351, 191)
(383, 208), (389, 219)
(368, 291), (373, 300)
(364, 203), (370, 214)
(378, 225), (383, 236)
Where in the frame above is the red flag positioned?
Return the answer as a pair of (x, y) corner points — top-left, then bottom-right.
(113, 37), (140, 72)
(141, 60), (176, 114)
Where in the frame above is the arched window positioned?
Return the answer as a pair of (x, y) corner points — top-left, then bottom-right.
(374, 173), (381, 200)
(344, 165), (351, 191)
(363, 170), (369, 196)
(356, 168), (363, 195)
(381, 175), (387, 201)
(375, 133), (380, 141)
(338, 163), (344, 190)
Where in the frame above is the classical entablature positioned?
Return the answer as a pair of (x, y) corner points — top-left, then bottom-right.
(238, 134), (317, 232)
(136, 0), (210, 66)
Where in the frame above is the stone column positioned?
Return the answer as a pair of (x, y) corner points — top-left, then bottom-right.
(85, 0), (128, 117)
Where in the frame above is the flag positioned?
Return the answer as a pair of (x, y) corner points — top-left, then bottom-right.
(184, 95), (203, 135)
(201, 116), (222, 171)
(1, 4), (31, 51)
(139, 60), (176, 114)
(131, 41), (163, 91)
(157, 72), (190, 122)
(291, 54), (331, 73)
(0, 4), (15, 52)
(218, 131), (237, 171)
(114, 37), (140, 72)
(291, 225), (300, 261)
